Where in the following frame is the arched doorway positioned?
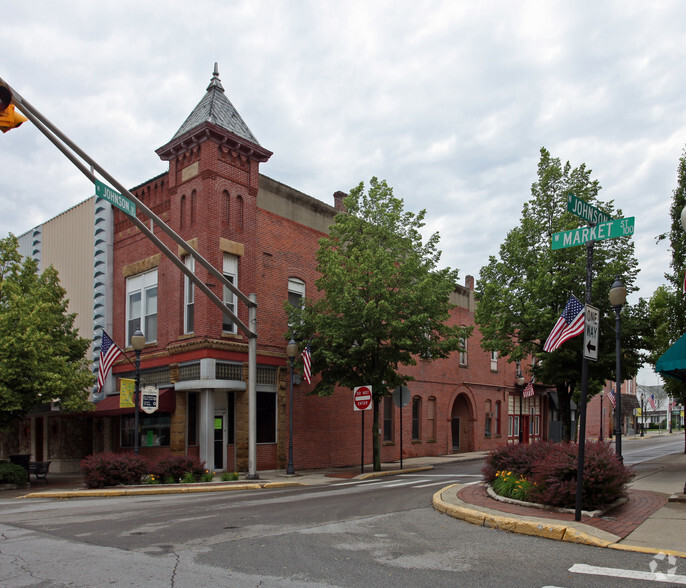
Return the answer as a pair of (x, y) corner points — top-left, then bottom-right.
(450, 393), (474, 453)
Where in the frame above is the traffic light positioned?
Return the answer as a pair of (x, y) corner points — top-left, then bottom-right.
(0, 86), (28, 133)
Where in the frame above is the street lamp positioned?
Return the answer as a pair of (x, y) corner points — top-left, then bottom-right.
(131, 329), (146, 455)
(640, 393), (645, 437)
(286, 338), (298, 475)
(609, 277), (627, 462)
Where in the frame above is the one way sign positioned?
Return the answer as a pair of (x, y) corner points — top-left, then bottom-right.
(584, 304), (599, 361)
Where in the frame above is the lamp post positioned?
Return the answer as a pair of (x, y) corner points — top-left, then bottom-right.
(517, 377), (524, 443)
(640, 393), (645, 437)
(286, 338), (298, 475)
(609, 277), (627, 462)
(131, 329), (146, 455)
(599, 390), (604, 441)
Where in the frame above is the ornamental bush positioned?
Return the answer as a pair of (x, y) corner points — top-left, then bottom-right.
(483, 441), (633, 510)
(81, 453), (147, 489)
(151, 453), (206, 484)
(0, 461), (28, 485)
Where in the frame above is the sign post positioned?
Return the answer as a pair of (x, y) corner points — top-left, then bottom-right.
(393, 386), (411, 469)
(354, 386), (372, 473)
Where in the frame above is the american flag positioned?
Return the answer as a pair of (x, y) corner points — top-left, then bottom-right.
(301, 343), (312, 384)
(97, 331), (123, 393)
(607, 387), (616, 408)
(523, 380), (535, 398)
(647, 393), (656, 410)
(543, 295), (585, 352)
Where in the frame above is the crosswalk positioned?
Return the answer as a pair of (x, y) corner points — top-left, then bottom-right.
(333, 473), (481, 490)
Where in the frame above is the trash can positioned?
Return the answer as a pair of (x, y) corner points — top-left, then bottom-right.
(9, 454), (31, 474)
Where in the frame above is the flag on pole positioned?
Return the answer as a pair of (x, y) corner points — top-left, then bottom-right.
(647, 393), (656, 410)
(301, 342), (312, 384)
(523, 380), (535, 398)
(543, 295), (585, 352)
(608, 387), (616, 408)
(97, 330), (123, 394)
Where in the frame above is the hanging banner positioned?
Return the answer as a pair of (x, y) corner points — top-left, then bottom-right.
(119, 378), (135, 408)
(140, 385), (159, 414)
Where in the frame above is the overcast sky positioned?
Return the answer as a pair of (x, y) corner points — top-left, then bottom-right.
(3, 1), (685, 384)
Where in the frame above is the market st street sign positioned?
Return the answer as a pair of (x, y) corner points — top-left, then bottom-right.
(551, 217), (635, 250)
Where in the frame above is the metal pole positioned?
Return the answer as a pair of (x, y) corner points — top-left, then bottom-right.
(361, 411), (365, 474)
(640, 395), (645, 437)
(575, 240), (593, 522)
(134, 348), (141, 455)
(286, 356), (295, 475)
(399, 401), (403, 470)
(519, 387), (523, 443)
(599, 394), (604, 441)
(614, 305), (623, 462)
(247, 294), (258, 479)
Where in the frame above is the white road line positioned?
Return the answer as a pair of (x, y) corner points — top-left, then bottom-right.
(570, 563), (686, 584)
(412, 481), (459, 488)
(380, 479), (431, 488)
(401, 474), (482, 478)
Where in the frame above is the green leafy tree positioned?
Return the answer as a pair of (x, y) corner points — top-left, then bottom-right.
(0, 234), (93, 428)
(475, 148), (646, 441)
(649, 146), (686, 410)
(287, 178), (471, 470)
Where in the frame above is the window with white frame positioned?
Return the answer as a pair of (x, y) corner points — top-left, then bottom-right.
(184, 255), (194, 334)
(459, 335), (468, 366)
(223, 253), (238, 333)
(490, 351), (498, 372)
(288, 278), (305, 328)
(126, 269), (158, 345)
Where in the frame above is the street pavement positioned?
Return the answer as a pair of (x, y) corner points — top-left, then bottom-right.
(4, 433), (685, 559)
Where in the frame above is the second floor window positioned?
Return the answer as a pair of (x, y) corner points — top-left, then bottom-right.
(490, 351), (498, 372)
(223, 254), (238, 333)
(184, 256), (194, 334)
(126, 269), (157, 345)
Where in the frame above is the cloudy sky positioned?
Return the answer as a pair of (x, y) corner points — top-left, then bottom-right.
(3, 1), (685, 383)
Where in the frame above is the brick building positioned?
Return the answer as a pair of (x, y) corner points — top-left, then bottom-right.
(4, 66), (549, 473)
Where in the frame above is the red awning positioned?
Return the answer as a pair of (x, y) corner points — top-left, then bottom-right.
(91, 388), (176, 416)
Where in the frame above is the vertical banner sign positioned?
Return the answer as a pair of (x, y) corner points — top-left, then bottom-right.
(140, 385), (159, 414)
(119, 378), (135, 408)
(354, 386), (373, 473)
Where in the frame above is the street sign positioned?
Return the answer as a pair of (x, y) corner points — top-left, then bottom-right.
(353, 385), (372, 411)
(551, 217), (635, 250)
(583, 304), (599, 361)
(567, 194), (612, 225)
(393, 385), (411, 407)
(95, 179), (136, 217)
(140, 385), (159, 414)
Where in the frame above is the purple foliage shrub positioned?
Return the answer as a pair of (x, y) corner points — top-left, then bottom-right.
(152, 453), (206, 483)
(81, 452), (147, 489)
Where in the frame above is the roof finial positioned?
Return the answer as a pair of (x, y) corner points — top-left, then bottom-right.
(207, 62), (225, 93)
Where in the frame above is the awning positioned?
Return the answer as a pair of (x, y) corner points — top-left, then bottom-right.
(91, 387), (176, 416)
(656, 332), (686, 382)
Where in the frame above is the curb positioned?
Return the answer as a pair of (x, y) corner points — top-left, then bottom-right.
(432, 484), (686, 558)
(20, 481), (306, 499)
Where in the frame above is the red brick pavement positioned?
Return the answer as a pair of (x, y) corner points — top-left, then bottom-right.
(457, 483), (668, 539)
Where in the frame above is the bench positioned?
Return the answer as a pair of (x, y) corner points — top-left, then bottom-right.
(29, 461), (51, 483)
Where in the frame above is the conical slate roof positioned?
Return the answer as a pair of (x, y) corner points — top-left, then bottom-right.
(171, 63), (260, 146)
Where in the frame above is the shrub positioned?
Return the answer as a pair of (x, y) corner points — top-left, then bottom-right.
(81, 453), (147, 489)
(152, 453), (206, 484)
(482, 441), (552, 483)
(201, 470), (214, 482)
(221, 471), (239, 482)
(0, 461), (28, 485)
(528, 441), (634, 510)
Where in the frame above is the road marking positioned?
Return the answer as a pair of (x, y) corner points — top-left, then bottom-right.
(401, 474), (482, 478)
(412, 481), (459, 488)
(570, 563), (686, 584)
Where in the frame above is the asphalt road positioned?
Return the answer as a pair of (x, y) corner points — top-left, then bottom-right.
(0, 435), (683, 587)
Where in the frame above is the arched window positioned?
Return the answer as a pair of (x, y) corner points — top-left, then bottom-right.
(236, 195), (244, 230)
(224, 190), (230, 225)
(190, 190), (197, 225)
(485, 400), (492, 438)
(180, 195), (186, 229)
(412, 396), (421, 440)
(495, 400), (502, 436)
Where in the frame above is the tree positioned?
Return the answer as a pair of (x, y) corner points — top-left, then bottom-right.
(0, 234), (94, 428)
(475, 148), (646, 441)
(287, 178), (471, 470)
(649, 146), (686, 410)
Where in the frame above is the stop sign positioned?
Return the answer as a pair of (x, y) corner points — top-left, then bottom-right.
(353, 385), (372, 411)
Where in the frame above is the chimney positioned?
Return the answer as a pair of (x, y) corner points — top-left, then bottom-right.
(333, 191), (347, 212)
(465, 275), (475, 291)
